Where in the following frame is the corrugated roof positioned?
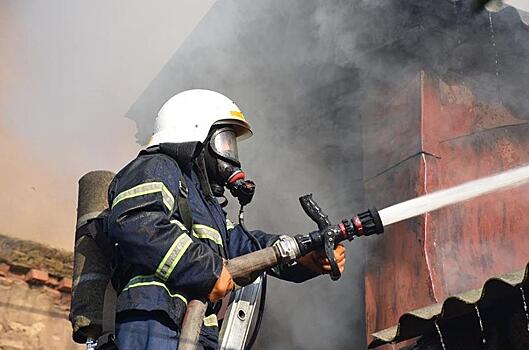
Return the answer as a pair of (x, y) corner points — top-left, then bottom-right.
(369, 263), (529, 348)
(486, 1), (529, 25)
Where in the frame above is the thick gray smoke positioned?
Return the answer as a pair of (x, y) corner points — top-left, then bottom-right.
(127, 0), (529, 348)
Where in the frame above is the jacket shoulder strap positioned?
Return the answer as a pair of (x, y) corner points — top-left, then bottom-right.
(177, 176), (193, 232)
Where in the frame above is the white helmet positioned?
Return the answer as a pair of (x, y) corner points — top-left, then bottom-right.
(148, 89), (253, 146)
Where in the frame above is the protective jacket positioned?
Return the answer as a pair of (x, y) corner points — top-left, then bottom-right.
(107, 143), (316, 348)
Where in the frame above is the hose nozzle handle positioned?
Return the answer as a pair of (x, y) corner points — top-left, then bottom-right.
(299, 194), (341, 280)
(299, 194), (332, 231)
(323, 227), (342, 281)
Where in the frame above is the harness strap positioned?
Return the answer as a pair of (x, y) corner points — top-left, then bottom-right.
(95, 280), (118, 350)
(178, 175), (193, 232)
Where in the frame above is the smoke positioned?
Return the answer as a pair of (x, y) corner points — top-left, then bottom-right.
(0, 1), (215, 250)
(0, 123), (74, 248)
(125, 0), (529, 348)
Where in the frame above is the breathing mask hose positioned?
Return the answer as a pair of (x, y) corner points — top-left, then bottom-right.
(238, 206), (262, 250)
(238, 205), (267, 350)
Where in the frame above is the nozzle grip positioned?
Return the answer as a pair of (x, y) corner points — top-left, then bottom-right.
(323, 229), (341, 281)
(299, 194), (331, 230)
(299, 194), (341, 281)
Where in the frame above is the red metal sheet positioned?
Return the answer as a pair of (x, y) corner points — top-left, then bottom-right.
(364, 154), (439, 337)
(364, 71), (529, 341)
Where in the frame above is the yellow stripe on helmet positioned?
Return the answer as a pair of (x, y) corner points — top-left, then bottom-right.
(230, 110), (246, 121)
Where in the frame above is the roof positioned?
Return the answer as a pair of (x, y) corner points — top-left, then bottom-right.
(369, 263), (529, 348)
(0, 233), (73, 278)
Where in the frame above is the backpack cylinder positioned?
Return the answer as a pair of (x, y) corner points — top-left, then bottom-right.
(70, 170), (115, 343)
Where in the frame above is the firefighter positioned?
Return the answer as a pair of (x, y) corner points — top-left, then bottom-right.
(107, 89), (346, 349)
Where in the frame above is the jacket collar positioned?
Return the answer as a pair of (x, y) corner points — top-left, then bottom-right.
(141, 142), (203, 172)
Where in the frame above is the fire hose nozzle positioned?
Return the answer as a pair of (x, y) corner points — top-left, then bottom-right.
(356, 208), (384, 237)
(297, 195), (385, 279)
(340, 208), (384, 240)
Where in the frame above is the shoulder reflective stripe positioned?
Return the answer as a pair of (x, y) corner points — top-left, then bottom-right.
(192, 224), (223, 246)
(173, 220), (223, 246)
(123, 275), (187, 304)
(203, 314), (218, 327)
(170, 219), (188, 231)
(226, 219), (235, 230)
(112, 182), (175, 212)
(156, 233), (193, 281)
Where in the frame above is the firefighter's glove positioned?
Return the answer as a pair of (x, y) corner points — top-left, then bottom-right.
(208, 265), (235, 302)
(297, 243), (346, 275)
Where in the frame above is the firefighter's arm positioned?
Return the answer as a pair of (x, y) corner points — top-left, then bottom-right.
(225, 224), (329, 283)
(107, 155), (227, 300)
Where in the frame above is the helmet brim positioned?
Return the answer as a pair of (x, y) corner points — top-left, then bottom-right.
(213, 119), (253, 141)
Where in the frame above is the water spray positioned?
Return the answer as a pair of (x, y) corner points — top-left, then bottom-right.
(297, 164), (529, 270)
(378, 164), (529, 227)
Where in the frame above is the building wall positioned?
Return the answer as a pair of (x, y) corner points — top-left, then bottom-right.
(363, 72), (529, 341)
(0, 235), (80, 350)
(0, 269), (81, 350)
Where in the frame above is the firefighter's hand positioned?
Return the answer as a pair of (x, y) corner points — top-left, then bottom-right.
(208, 265), (234, 302)
(297, 243), (346, 275)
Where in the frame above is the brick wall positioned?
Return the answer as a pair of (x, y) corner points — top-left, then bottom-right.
(0, 235), (81, 350)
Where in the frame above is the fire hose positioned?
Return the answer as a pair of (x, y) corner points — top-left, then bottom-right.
(177, 194), (384, 350)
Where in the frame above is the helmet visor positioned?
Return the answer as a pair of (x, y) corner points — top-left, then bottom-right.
(210, 128), (239, 162)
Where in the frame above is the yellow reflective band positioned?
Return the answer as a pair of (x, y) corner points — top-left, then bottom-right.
(156, 233), (193, 281)
(170, 219), (188, 231)
(226, 219), (235, 230)
(203, 314), (218, 327)
(112, 182), (175, 212)
(123, 275), (187, 304)
(230, 110), (246, 121)
(192, 224), (223, 246)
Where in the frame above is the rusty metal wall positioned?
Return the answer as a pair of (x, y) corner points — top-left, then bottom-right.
(363, 71), (529, 342)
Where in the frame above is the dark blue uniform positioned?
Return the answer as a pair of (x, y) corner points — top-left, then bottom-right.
(107, 144), (316, 349)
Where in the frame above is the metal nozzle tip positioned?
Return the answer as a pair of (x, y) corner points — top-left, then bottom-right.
(357, 208), (384, 237)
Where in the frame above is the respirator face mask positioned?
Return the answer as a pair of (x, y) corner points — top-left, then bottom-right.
(206, 126), (255, 206)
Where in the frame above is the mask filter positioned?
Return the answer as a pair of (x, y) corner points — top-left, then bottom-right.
(227, 171), (256, 206)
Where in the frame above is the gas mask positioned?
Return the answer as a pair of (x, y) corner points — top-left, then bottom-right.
(205, 126), (256, 206)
